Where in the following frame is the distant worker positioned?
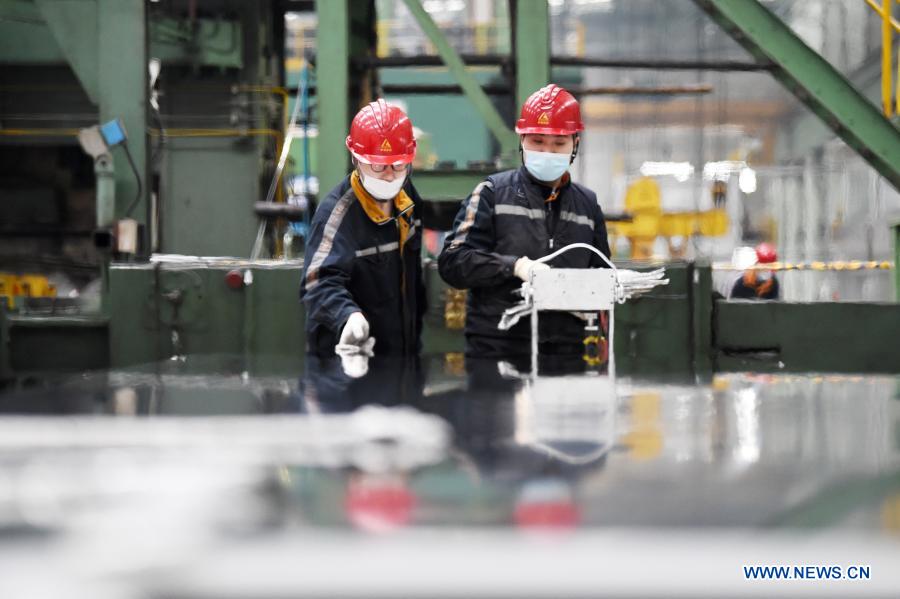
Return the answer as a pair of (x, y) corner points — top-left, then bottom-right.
(731, 242), (780, 300)
(301, 99), (426, 356)
(438, 84), (611, 359)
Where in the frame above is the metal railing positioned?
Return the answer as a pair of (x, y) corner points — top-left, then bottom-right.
(864, 0), (900, 116)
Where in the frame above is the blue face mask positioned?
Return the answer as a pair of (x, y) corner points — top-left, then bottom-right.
(523, 149), (571, 182)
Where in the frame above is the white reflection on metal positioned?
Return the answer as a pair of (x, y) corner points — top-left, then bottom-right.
(733, 387), (761, 465)
(640, 161), (695, 182)
(0, 406), (449, 473)
(515, 375), (616, 465)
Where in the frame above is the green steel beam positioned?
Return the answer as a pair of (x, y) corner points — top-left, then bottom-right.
(775, 49), (885, 161)
(316, 0), (350, 194)
(34, 0), (100, 102)
(693, 0), (900, 191)
(97, 0), (148, 237)
(401, 0), (518, 158)
(514, 0), (549, 109)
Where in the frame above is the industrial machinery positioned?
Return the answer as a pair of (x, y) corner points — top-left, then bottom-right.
(1, 0), (899, 383)
(609, 176), (729, 260)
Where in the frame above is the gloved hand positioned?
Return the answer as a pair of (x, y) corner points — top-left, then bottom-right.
(335, 338), (375, 378)
(339, 311), (371, 346)
(514, 256), (551, 282)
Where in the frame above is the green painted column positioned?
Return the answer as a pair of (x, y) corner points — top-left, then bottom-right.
(316, 0), (350, 195)
(97, 0), (149, 246)
(515, 0), (550, 109)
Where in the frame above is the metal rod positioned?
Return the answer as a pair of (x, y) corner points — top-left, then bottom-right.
(883, 0), (895, 117)
(608, 303), (615, 381)
(531, 307), (538, 377)
(357, 54), (509, 68)
(250, 61), (308, 260)
(380, 83), (510, 95)
(360, 55), (769, 72)
(550, 56), (773, 71)
(573, 85), (714, 96)
(864, 0), (900, 32)
(379, 84), (713, 96)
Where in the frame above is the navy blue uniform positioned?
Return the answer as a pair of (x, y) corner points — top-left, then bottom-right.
(438, 167), (611, 358)
(300, 175), (426, 356)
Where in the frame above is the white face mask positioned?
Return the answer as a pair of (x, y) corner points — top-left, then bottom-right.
(522, 149), (571, 182)
(360, 170), (406, 201)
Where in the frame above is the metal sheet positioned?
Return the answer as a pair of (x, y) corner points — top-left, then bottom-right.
(0, 357), (898, 596)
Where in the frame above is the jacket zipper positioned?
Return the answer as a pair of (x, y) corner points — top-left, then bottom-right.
(397, 218), (410, 354)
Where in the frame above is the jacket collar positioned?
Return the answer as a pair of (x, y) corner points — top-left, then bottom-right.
(350, 171), (414, 253)
(517, 166), (571, 208)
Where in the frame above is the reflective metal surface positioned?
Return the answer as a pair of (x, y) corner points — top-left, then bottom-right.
(0, 354), (899, 597)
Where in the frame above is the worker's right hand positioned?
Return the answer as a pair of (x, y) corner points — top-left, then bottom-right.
(339, 311), (371, 346)
(514, 256), (551, 282)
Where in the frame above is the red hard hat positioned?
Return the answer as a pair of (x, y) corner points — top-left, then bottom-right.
(515, 84), (584, 135)
(346, 99), (416, 165)
(345, 476), (415, 533)
(755, 242), (777, 264)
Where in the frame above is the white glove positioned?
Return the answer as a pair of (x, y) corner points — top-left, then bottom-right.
(336, 340), (375, 378)
(514, 256), (551, 282)
(339, 311), (371, 346)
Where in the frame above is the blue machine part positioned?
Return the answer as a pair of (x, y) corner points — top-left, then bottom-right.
(100, 119), (127, 147)
(290, 60), (313, 238)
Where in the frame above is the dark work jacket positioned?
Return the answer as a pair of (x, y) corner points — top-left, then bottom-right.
(731, 272), (780, 300)
(438, 167), (611, 357)
(300, 175), (426, 356)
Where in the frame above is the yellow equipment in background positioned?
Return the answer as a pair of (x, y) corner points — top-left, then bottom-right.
(609, 177), (729, 259)
(0, 273), (57, 309)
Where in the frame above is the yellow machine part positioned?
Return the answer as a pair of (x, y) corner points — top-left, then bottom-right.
(659, 208), (729, 237)
(611, 177), (730, 259)
(0, 273), (57, 308)
(624, 176), (663, 215)
(621, 392), (663, 461)
(444, 288), (467, 331)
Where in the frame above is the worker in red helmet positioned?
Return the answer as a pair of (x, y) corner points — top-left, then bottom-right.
(438, 84), (611, 360)
(731, 242), (780, 300)
(301, 99), (426, 357)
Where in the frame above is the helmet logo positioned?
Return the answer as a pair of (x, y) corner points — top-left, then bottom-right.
(537, 112), (550, 125)
(380, 139), (393, 152)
